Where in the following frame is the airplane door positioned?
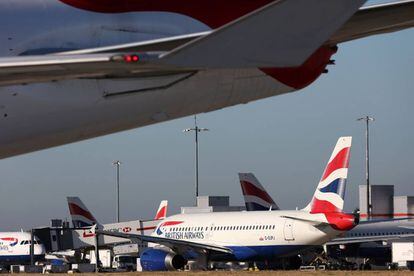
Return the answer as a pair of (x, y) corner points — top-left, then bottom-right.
(283, 219), (295, 241)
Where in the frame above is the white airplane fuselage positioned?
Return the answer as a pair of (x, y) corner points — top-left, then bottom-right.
(0, 1), (300, 159)
(0, 232), (45, 265)
(152, 210), (353, 261)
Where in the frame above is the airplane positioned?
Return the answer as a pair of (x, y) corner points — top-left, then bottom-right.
(238, 174), (414, 267)
(67, 197), (168, 249)
(239, 173), (279, 211)
(95, 137), (357, 271)
(0, 231), (45, 267)
(0, 1), (413, 159)
(326, 219), (414, 267)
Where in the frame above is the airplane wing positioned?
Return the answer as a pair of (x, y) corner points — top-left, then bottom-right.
(0, 52), (191, 87)
(327, 233), (414, 245)
(0, 0), (364, 87)
(160, 0), (365, 68)
(95, 229), (233, 255)
(59, 32), (211, 55)
(329, 0), (414, 44)
(42, 1), (414, 55)
(2, 0), (414, 87)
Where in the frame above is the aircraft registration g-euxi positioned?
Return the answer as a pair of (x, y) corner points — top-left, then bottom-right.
(95, 137), (356, 271)
(0, 1), (413, 159)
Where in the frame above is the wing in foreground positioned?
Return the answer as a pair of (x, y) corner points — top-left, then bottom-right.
(160, 0), (365, 68)
(329, 0), (414, 44)
(0, 52), (188, 87)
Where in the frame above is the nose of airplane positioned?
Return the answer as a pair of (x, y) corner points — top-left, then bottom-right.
(325, 212), (358, 231)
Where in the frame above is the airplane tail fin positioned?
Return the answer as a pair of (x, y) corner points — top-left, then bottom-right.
(67, 197), (98, 227)
(239, 173), (279, 211)
(304, 137), (352, 214)
(154, 200), (168, 220)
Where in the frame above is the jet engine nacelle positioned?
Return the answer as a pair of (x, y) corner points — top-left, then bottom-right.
(140, 248), (187, 271)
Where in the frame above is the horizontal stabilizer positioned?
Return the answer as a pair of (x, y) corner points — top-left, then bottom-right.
(280, 215), (328, 226)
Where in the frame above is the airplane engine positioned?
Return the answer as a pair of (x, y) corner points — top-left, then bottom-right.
(140, 248), (187, 271)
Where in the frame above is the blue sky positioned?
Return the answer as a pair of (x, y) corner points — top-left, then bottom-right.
(1, 1), (413, 230)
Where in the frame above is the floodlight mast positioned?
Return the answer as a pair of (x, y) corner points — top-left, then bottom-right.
(357, 116), (375, 220)
(183, 116), (209, 204)
(112, 160), (122, 222)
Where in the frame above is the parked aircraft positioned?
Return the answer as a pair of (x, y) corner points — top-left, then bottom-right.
(326, 219), (414, 266)
(239, 173), (279, 211)
(96, 137), (357, 271)
(0, 232), (45, 266)
(67, 197), (168, 228)
(239, 174), (414, 266)
(67, 197), (167, 249)
(0, 1), (413, 159)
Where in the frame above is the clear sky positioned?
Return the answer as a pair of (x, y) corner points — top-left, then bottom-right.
(1, 1), (413, 231)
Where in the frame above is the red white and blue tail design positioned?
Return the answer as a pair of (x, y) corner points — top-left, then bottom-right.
(154, 200), (168, 220)
(304, 137), (352, 214)
(67, 197), (98, 227)
(239, 173), (279, 211)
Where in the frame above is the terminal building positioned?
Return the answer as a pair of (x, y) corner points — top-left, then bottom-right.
(359, 184), (414, 220)
(181, 196), (245, 214)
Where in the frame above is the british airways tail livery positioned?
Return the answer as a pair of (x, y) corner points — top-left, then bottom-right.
(96, 137), (357, 271)
(67, 197), (168, 227)
(238, 173), (279, 211)
(304, 136), (351, 214)
(154, 200), (168, 220)
(67, 197), (167, 250)
(67, 197), (98, 228)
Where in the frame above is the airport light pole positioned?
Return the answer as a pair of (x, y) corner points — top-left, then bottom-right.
(183, 116), (209, 203)
(112, 160), (122, 222)
(357, 116), (375, 220)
